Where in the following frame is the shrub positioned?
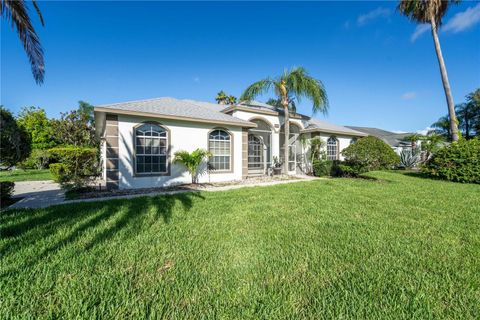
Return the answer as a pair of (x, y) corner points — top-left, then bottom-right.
(48, 147), (100, 189)
(330, 161), (365, 177)
(0, 107), (31, 168)
(312, 159), (332, 177)
(173, 149), (211, 184)
(18, 149), (51, 170)
(342, 136), (400, 172)
(422, 138), (480, 184)
(1, 181), (15, 204)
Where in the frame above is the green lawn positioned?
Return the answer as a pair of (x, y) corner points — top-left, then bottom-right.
(0, 169), (52, 182)
(1, 172), (479, 319)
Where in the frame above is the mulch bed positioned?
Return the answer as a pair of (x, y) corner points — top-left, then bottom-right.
(71, 175), (301, 200)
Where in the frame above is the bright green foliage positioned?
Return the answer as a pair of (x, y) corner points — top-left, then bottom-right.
(0, 169), (52, 182)
(342, 136), (400, 172)
(16, 106), (57, 149)
(422, 138), (480, 184)
(1, 172), (479, 318)
(52, 107), (98, 147)
(215, 91), (237, 105)
(0, 181), (14, 204)
(173, 149), (212, 184)
(18, 148), (51, 170)
(0, 107), (31, 168)
(48, 147), (100, 189)
(312, 159), (332, 177)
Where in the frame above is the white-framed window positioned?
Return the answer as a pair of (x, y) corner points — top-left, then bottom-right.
(135, 123), (168, 174)
(209, 129), (231, 171)
(327, 136), (338, 160)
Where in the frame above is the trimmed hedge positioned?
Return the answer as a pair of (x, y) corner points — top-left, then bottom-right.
(48, 147), (100, 190)
(342, 136), (400, 172)
(1, 181), (15, 205)
(422, 138), (480, 184)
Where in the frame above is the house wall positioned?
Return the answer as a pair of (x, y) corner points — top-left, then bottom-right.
(113, 114), (243, 189)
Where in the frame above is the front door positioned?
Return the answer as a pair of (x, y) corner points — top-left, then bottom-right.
(248, 135), (265, 175)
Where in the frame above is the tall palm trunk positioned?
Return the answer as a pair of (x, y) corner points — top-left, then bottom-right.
(430, 16), (459, 141)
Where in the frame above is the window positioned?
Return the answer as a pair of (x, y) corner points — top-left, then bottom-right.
(209, 129), (231, 171)
(327, 136), (338, 160)
(135, 123), (168, 174)
(350, 138), (357, 144)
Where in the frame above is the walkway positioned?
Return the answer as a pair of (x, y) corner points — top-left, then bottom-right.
(9, 180), (64, 209)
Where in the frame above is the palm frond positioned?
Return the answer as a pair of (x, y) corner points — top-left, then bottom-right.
(285, 67), (329, 115)
(1, 0), (45, 84)
(240, 78), (274, 102)
(32, 0), (44, 26)
(397, 0), (455, 25)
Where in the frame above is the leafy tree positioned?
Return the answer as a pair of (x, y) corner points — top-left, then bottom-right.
(0, 107), (31, 168)
(53, 107), (98, 148)
(398, 0), (460, 141)
(240, 67), (328, 173)
(421, 132), (445, 160)
(16, 106), (57, 149)
(0, 0), (45, 84)
(215, 91), (237, 105)
(173, 149), (212, 184)
(78, 100), (95, 126)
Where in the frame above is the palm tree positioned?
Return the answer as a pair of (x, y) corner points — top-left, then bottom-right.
(215, 91), (237, 105)
(1, 0), (45, 84)
(398, 0), (460, 141)
(173, 149), (212, 184)
(240, 67), (328, 173)
(455, 102), (477, 139)
(431, 115), (451, 139)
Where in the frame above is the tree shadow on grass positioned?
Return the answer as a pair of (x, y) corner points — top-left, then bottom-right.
(0, 192), (204, 276)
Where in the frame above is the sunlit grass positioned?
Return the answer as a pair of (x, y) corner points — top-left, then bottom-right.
(0, 169), (52, 182)
(1, 171), (479, 318)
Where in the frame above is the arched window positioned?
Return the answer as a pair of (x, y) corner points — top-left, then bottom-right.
(327, 136), (338, 160)
(209, 129), (232, 171)
(135, 123), (168, 174)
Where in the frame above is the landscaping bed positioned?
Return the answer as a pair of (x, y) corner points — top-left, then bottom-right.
(68, 175), (301, 200)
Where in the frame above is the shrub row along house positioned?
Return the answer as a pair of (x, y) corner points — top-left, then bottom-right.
(94, 97), (366, 189)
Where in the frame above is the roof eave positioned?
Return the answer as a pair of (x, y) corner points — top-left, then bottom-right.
(94, 107), (257, 128)
(301, 128), (368, 137)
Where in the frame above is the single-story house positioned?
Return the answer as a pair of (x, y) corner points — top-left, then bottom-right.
(94, 97), (366, 189)
(345, 126), (414, 154)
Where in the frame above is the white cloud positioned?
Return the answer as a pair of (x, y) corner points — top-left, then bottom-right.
(443, 3), (480, 33)
(193, 76), (200, 83)
(410, 4), (480, 41)
(402, 91), (417, 100)
(411, 24), (430, 42)
(357, 7), (391, 26)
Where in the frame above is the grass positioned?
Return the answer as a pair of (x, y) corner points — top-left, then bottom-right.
(0, 169), (52, 182)
(1, 171), (479, 319)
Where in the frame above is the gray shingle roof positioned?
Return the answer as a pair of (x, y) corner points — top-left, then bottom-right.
(95, 97), (255, 127)
(345, 126), (413, 147)
(305, 119), (367, 136)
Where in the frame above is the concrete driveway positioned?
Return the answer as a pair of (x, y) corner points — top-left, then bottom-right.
(9, 180), (65, 209)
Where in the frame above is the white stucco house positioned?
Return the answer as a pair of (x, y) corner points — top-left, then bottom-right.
(94, 97), (366, 189)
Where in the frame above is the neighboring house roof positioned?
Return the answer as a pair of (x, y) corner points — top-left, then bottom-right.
(345, 126), (413, 147)
(95, 97), (256, 127)
(304, 119), (368, 137)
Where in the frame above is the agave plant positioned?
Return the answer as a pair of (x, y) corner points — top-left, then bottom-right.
(173, 149), (212, 184)
(400, 148), (421, 169)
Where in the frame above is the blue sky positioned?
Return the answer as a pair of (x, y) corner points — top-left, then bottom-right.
(2, 1), (479, 132)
